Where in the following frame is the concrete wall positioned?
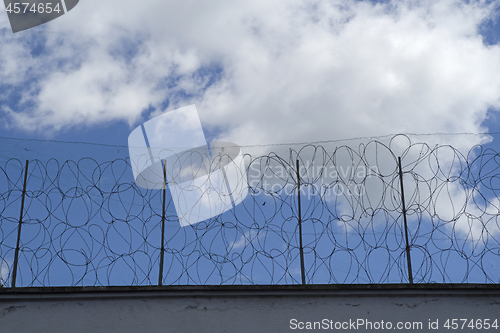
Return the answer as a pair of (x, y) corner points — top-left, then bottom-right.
(1, 284), (500, 333)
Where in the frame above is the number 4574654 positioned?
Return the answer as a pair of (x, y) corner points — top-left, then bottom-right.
(5, 2), (61, 14)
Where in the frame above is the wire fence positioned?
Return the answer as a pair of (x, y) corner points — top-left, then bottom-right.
(1, 135), (500, 287)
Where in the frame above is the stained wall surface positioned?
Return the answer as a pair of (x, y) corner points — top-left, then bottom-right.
(1, 285), (499, 333)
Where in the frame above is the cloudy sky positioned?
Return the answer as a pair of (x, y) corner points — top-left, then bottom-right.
(3, 0), (500, 286)
(1, 0), (500, 151)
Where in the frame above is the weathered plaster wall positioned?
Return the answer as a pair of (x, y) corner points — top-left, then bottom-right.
(1, 284), (499, 332)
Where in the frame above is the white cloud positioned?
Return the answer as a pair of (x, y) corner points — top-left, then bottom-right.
(0, 258), (11, 286)
(0, 0), (498, 144)
(230, 229), (261, 250)
(2, 0), (500, 243)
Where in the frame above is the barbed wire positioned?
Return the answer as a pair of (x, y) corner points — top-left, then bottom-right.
(0, 130), (498, 149)
(1, 135), (500, 287)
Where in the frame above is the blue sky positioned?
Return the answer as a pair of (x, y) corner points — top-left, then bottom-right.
(1, 0), (500, 151)
(3, 0), (500, 286)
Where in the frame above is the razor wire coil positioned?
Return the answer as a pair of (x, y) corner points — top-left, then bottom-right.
(1, 135), (500, 286)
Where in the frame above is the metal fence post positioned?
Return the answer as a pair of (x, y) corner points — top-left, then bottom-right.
(296, 159), (306, 285)
(398, 156), (413, 284)
(158, 160), (167, 286)
(11, 160), (29, 288)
